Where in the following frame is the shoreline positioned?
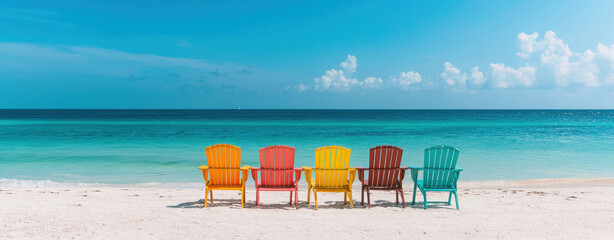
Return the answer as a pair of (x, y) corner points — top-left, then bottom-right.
(2, 177), (614, 189)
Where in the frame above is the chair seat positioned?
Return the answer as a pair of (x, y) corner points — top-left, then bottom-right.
(206, 184), (244, 190)
(256, 180), (297, 189)
(416, 180), (455, 190)
(310, 179), (350, 189)
(362, 179), (402, 189)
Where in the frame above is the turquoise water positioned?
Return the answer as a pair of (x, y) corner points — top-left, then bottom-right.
(1, 109), (613, 185)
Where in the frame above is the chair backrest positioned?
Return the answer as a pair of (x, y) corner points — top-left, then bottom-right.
(368, 145), (403, 187)
(205, 144), (241, 186)
(314, 146), (351, 188)
(423, 145), (460, 188)
(259, 145), (295, 187)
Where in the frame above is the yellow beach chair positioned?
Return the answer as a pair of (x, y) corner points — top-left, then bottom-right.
(198, 144), (250, 208)
(303, 146), (357, 210)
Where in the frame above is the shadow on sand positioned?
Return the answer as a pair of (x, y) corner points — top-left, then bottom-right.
(167, 194), (459, 210)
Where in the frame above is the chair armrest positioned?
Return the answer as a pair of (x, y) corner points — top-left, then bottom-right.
(240, 165), (251, 183)
(302, 167), (313, 185)
(409, 167), (422, 182)
(199, 165), (209, 181)
(452, 168), (462, 188)
(293, 168), (303, 184)
(355, 167), (367, 183)
(399, 167), (408, 182)
(250, 167), (261, 182)
(348, 168), (358, 186)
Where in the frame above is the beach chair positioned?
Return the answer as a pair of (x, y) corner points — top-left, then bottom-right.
(410, 145), (463, 210)
(251, 145), (303, 209)
(357, 145), (407, 208)
(198, 144), (250, 208)
(303, 146), (357, 210)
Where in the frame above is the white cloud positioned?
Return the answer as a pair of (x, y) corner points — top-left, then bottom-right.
(469, 66), (486, 86)
(597, 43), (614, 68)
(539, 31), (599, 87)
(363, 77), (383, 89)
(440, 62), (468, 86)
(391, 71), (422, 90)
(439, 63), (485, 89)
(313, 68), (359, 91)
(312, 55), (384, 91)
(340, 55), (357, 74)
(489, 63), (537, 88)
(515, 31), (601, 87)
(306, 31), (614, 93)
(516, 32), (540, 58)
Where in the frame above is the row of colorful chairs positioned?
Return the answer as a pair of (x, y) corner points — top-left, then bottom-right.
(198, 144), (462, 210)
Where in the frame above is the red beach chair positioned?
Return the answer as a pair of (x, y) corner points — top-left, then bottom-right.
(251, 145), (303, 209)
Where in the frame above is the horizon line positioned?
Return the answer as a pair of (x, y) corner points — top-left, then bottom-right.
(1, 108), (614, 111)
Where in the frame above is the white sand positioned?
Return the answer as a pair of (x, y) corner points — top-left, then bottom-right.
(1, 178), (614, 239)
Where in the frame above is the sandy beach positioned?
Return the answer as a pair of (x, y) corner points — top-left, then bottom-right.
(2, 178), (613, 239)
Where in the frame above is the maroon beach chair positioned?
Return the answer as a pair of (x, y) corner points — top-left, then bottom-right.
(357, 145), (408, 208)
(251, 145), (303, 209)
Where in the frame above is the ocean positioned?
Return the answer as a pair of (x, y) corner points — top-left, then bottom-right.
(1, 109), (613, 186)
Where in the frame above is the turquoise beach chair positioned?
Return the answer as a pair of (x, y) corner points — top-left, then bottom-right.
(410, 145), (463, 210)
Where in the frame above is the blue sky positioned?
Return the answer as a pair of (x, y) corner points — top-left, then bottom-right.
(2, 0), (614, 108)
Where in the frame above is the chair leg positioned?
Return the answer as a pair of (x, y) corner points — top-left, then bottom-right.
(447, 192), (452, 205)
(307, 186), (311, 204)
(241, 187), (245, 208)
(204, 189), (208, 208)
(348, 191), (354, 208)
(314, 191), (318, 210)
(396, 191), (399, 204)
(412, 183), (417, 205)
(289, 191), (293, 205)
(210, 190), (213, 204)
(400, 189), (406, 208)
(366, 188), (371, 209)
(295, 190), (299, 209)
(421, 189), (428, 210)
(344, 192), (347, 205)
(361, 186), (365, 205)
(256, 189), (260, 209)
(454, 191), (459, 210)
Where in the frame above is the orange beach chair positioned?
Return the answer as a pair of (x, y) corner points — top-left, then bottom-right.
(198, 144), (250, 208)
